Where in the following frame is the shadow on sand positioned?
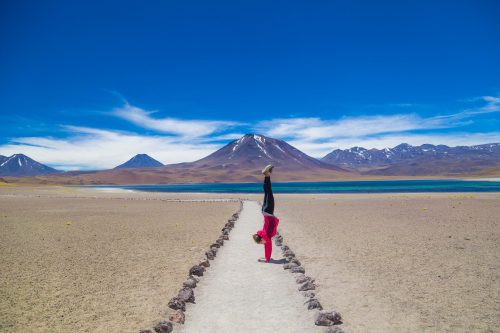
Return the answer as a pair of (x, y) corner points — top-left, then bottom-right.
(258, 258), (287, 265)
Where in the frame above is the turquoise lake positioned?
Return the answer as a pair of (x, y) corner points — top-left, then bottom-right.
(88, 179), (500, 194)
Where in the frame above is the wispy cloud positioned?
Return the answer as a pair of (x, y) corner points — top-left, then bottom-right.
(461, 95), (500, 115)
(1, 94), (499, 169)
(256, 113), (467, 141)
(0, 126), (222, 170)
(112, 103), (240, 137)
(255, 94), (500, 157)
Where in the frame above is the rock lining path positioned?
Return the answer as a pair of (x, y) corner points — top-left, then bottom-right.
(177, 201), (323, 333)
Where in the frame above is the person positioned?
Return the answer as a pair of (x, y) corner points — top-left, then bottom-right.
(253, 164), (280, 262)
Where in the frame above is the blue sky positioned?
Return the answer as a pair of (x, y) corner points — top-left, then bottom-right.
(1, 0), (499, 170)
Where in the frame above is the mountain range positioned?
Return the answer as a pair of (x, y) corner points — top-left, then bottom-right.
(1, 135), (499, 183)
(0, 154), (59, 177)
(322, 143), (500, 176)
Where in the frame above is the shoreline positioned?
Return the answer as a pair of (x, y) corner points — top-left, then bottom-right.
(4, 174), (500, 187)
(62, 178), (500, 196)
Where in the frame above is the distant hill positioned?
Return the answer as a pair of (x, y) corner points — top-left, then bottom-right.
(0, 154), (59, 176)
(161, 133), (350, 183)
(13, 134), (352, 185)
(321, 143), (500, 176)
(7, 139), (500, 184)
(114, 154), (164, 169)
(191, 134), (345, 171)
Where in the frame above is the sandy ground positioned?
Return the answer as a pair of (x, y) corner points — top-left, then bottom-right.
(178, 201), (322, 333)
(275, 193), (500, 333)
(1, 185), (499, 333)
(0, 186), (240, 333)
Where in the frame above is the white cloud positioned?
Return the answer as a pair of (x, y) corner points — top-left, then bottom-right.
(256, 113), (466, 141)
(209, 133), (247, 141)
(255, 96), (500, 157)
(112, 103), (239, 137)
(462, 95), (500, 115)
(0, 126), (224, 170)
(2, 94), (499, 169)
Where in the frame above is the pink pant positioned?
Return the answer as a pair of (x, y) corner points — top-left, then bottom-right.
(263, 235), (272, 261)
(257, 215), (280, 262)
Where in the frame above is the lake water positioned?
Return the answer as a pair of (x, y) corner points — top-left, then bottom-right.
(88, 179), (500, 194)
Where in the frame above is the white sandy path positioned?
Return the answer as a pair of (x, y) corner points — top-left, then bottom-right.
(178, 200), (323, 333)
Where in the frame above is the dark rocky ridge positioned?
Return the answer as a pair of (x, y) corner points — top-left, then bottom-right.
(321, 143), (500, 175)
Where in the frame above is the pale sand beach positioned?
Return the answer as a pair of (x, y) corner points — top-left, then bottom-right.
(0, 186), (240, 333)
(275, 193), (500, 332)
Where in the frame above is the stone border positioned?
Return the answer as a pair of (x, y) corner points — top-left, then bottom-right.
(275, 231), (348, 333)
(138, 200), (244, 333)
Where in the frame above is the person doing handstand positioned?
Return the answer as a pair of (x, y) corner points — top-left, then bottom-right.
(253, 164), (279, 262)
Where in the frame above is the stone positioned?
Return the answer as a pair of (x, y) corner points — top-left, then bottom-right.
(168, 297), (186, 311)
(178, 287), (195, 303)
(183, 278), (197, 288)
(154, 320), (173, 333)
(222, 235), (229, 240)
(216, 238), (224, 246)
(302, 291), (316, 298)
(304, 298), (323, 310)
(325, 327), (347, 333)
(275, 240), (283, 246)
(168, 310), (185, 324)
(222, 228), (230, 235)
(139, 330), (153, 333)
(210, 246), (219, 253)
(295, 274), (311, 284)
(205, 250), (215, 260)
(210, 243), (220, 248)
(281, 245), (290, 252)
(290, 258), (301, 266)
(189, 275), (200, 282)
(232, 213), (239, 219)
(291, 266), (305, 274)
(299, 281), (316, 291)
(283, 263), (298, 270)
(283, 250), (295, 258)
(314, 310), (342, 326)
(189, 265), (205, 276)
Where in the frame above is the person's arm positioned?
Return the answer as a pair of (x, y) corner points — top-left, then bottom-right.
(270, 216), (279, 238)
(257, 230), (270, 244)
